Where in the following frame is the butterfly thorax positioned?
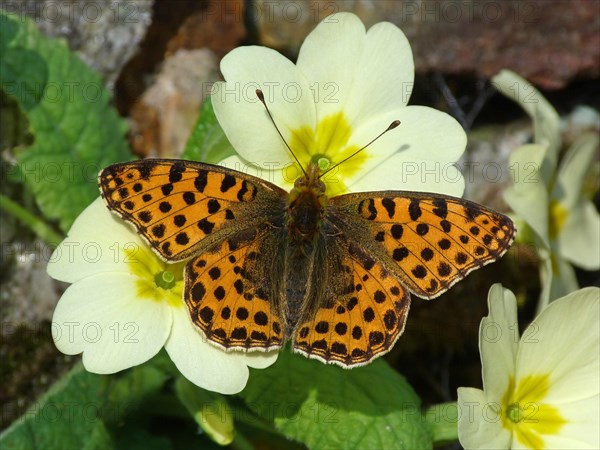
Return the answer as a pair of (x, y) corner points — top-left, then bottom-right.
(281, 165), (329, 332)
(287, 164), (328, 243)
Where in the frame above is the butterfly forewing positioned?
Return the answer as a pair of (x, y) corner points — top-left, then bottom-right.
(99, 160), (284, 261)
(329, 192), (516, 299)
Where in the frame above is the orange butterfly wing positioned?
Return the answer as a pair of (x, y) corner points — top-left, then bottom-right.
(328, 191), (516, 299)
(100, 160), (289, 352)
(184, 229), (285, 351)
(291, 191), (515, 367)
(293, 240), (411, 367)
(99, 159), (285, 261)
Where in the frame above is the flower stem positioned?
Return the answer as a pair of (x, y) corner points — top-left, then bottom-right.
(229, 403), (279, 435)
(423, 402), (459, 444)
(232, 431), (256, 450)
(0, 194), (63, 244)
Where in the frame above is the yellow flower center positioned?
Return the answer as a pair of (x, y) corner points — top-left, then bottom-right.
(125, 245), (185, 308)
(549, 200), (568, 240)
(288, 111), (368, 195)
(501, 375), (567, 449)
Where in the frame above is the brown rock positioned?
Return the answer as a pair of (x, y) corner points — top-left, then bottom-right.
(166, 0), (246, 57)
(129, 49), (220, 158)
(253, 0), (600, 89)
(126, 0), (246, 158)
(8, 0), (154, 90)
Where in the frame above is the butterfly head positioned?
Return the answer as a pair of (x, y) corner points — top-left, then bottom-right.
(293, 162), (326, 194)
(287, 163), (328, 240)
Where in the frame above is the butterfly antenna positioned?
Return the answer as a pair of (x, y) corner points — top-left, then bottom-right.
(256, 89), (307, 177)
(319, 120), (401, 179)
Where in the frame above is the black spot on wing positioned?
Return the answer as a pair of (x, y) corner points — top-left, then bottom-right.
(465, 205), (482, 221)
(381, 198), (396, 218)
(169, 162), (185, 183)
(366, 199), (377, 220)
(432, 198), (448, 219)
(409, 199), (422, 221)
(221, 174), (236, 192)
(138, 161), (157, 179)
(194, 170), (208, 193)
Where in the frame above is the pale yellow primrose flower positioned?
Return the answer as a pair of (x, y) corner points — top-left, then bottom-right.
(458, 284), (599, 449)
(48, 198), (277, 394)
(494, 70), (600, 310)
(212, 12), (467, 196)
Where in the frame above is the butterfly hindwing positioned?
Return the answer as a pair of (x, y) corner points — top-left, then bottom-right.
(292, 239), (411, 367)
(185, 226), (286, 351)
(99, 159), (286, 261)
(329, 191), (516, 299)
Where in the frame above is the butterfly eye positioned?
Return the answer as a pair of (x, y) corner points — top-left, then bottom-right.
(294, 177), (307, 189)
(316, 180), (326, 193)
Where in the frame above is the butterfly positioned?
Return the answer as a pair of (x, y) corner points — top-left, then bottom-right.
(99, 156), (515, 368)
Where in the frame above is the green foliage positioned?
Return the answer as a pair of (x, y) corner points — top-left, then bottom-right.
(181, 99), (235, 163)
(0, 363), (169, 450)
(175, 377), (234, 446)
(0, 11), (132, 233)
(241, 351), (432, 449)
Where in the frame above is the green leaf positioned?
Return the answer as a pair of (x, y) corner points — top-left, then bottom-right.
(423, 403), (459, 445)
(108, 364), (170, 412)
(0, 363), (169, 450)
(0, 364), (114, 450)
(0, 11), (132, 233)
(181, 99), (235, 163)
(111, 426), (172, 450)
(240, 351), (432, 449)
(175, 377), (234, 446)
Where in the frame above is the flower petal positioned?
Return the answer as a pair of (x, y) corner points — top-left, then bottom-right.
(212, 46), (315, 165)
(537, 249), (580, 312)
(345, 19), (414, 116)
(344, 106), (466, 195)
(516, 287), (599, 402)
(345, 152), (465, 196)
(165, 306), (269, 394)
(480, 284), (519, 397)
(243, 349), (279, 369)
(518, 290), (599, 444)
(541, 395), (600, 449)
(218, 154), (295, 191)
(298, 12), (414, 123)
(457, 387), (511, 449)
(492, 70), (560, 181)
(52, 272), (171, 374)
(557, 202), (600, 270)
(552, 132), (599, 211)
(47, 198), (147, 283)
(504, 144), (550, 247)
(296, 12), (365, 120)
